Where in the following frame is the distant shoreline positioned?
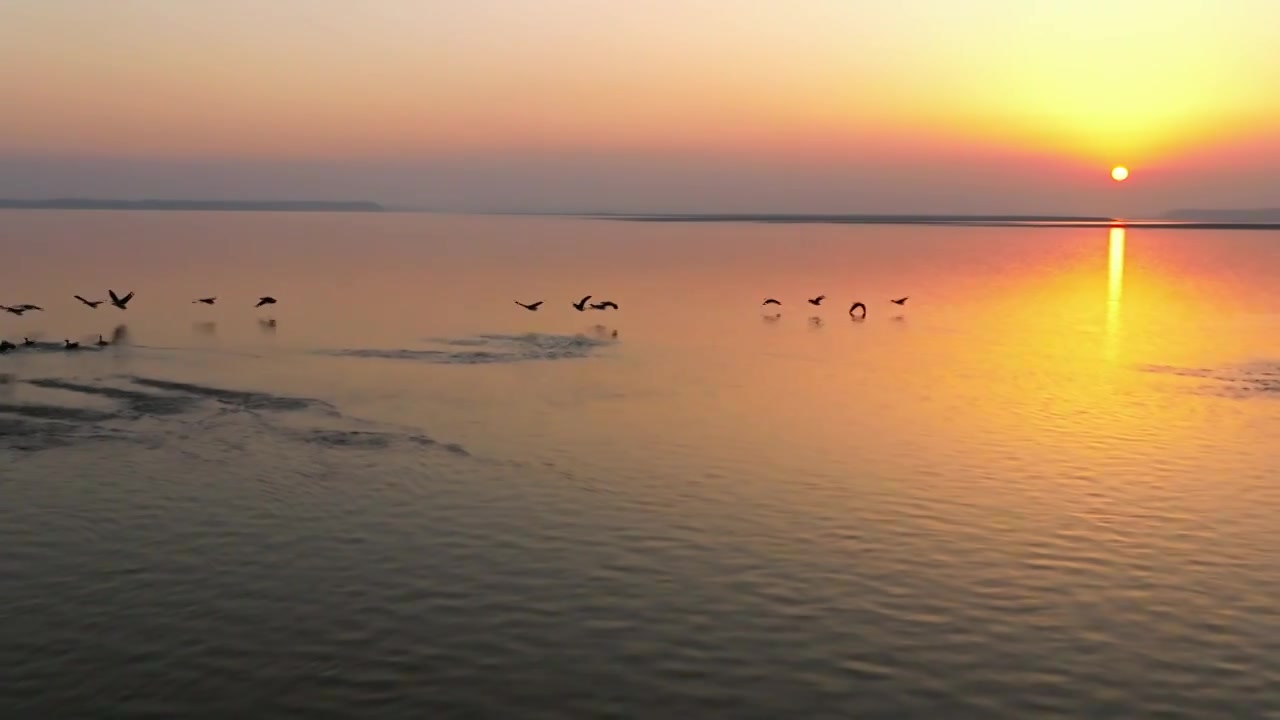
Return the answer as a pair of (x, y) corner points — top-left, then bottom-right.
(0, 199), (384, 212)
(3, 202), (1279, 229)
(590, 213), (1280, 230)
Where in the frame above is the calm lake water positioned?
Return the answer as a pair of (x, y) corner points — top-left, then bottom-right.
(2, 211), (1278, 719)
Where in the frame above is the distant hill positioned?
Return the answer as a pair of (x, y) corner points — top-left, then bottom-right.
(1163, 208), (1280, 222)
(0, 198), (384, 212)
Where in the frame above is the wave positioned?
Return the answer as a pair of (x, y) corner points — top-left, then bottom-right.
(321, 331), (617, 365)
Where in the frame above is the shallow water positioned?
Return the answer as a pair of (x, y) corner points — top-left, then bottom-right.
(2, 211), (1279, 718)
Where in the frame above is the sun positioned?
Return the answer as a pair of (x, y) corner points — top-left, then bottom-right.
(1111, 166), (1130, 182)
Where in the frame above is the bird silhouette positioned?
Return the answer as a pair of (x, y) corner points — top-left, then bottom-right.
(808, 295), (826, 306)
(762, 298), (781, 306)
(194, 297), (217, 305)
(74, 295), (104, 308)
(108, 290), (134, 309)
(64, 339), (80, 350)
(13, 304), (43, 312)
(891, 297), (909, 306)
(22, 338), (35, 347)
(849, 302), (867, 318)
(515, 300), (544, 311)
(0, 340), (14, 353)
(590, 301), (619, 310)
(2, 306), (26, 316)
(255, 296), (277, 308)
(95, 335), (109, 347)
(572, 295), (592, 311)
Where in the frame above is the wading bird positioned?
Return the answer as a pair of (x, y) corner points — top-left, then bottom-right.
(95, 335), (109, 347)
(64, 339), (80, 350)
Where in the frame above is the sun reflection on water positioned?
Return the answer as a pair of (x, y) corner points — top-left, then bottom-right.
(1106, 225), (1126, 360)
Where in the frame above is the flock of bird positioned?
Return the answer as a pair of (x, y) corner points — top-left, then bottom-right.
(0, 291), (278, 354)
(760, 294), (909, 318)
(3, 290), (910, 355)
(512, 294), (908, 318)
(514, 295), (620, 312)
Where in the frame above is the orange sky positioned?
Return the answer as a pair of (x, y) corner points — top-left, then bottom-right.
(3, 1), (1279, 213)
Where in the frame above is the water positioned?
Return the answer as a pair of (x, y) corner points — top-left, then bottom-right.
(2, 211), (1278, 718)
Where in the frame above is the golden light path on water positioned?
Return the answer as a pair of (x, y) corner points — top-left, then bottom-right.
(1106, 225), (1126, 360)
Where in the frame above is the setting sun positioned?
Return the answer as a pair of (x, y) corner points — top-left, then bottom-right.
(1111, 166), (1130, 182)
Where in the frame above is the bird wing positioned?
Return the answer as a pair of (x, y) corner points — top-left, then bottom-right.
(121, 292), (134, 304)
(578, 295), (592, 306)
(75, 295), (90, 305)
(109, 290), (120, 303)
(817, 295), (826, 301)
(604, 302), (618, 308)
(531, 301), (543, 308)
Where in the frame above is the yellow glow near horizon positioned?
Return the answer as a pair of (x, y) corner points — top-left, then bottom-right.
(2, 1), (1280, 170)
(1111, 167), (1130, 182)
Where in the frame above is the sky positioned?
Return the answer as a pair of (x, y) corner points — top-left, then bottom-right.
(3, 0), (1279, 214)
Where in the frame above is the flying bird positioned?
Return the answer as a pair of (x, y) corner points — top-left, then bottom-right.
(108, 290), (135, 309)
(762, 298), (781, 306)
(590, 301), (619, 310)
(849, 302), (868, 318)
(255, 296), (277, 308)
(13, 304), (43, 312)
(74, 295), (104, 308)
(891, 297), (909, 306)
(2, 306), (26, 316)
(572, 295), (592, 311)
(194, 297), (217, 305)
(808, 295), (826, 306)
(95, 335), (109, 347)
(64, 339), (80, 350)
(514, 300), (544, 311)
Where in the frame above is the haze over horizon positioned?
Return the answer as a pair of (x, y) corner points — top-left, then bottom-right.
(4, 1), (1279, 215)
